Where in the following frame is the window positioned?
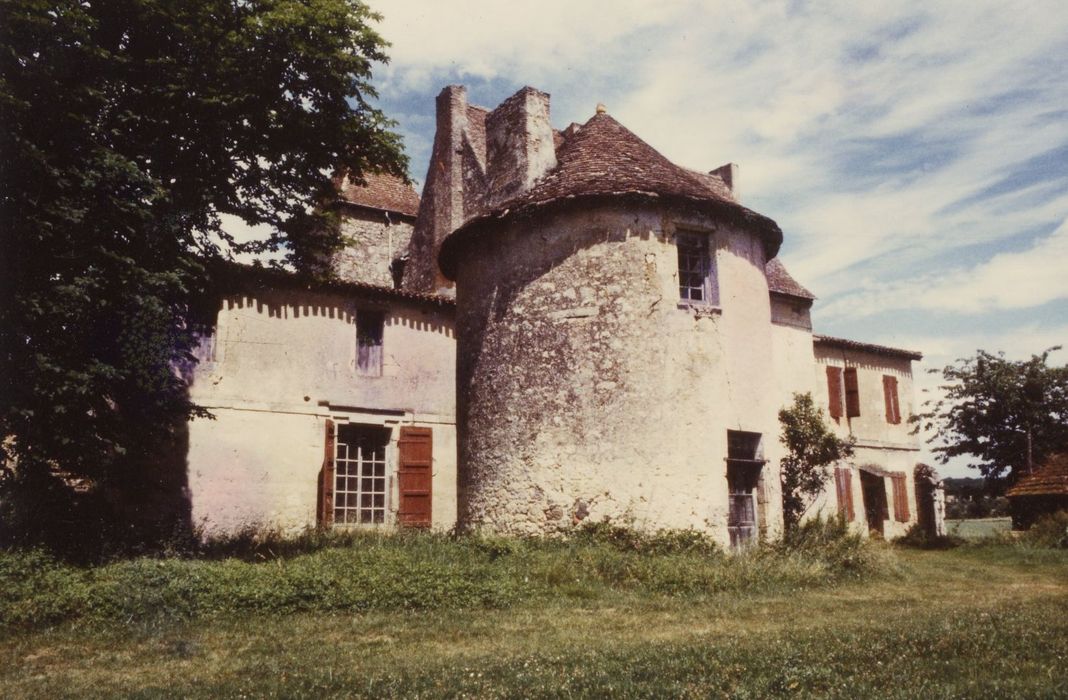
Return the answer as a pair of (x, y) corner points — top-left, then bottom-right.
(883, 375), (901, 424)
(843, 367), (861, 418)
(677, 231), (717, 305)
(726, 430), (764, 548)
(826, 366), (844, 421)
(357, 310), (385, 376)
(334, 424), (390, 524)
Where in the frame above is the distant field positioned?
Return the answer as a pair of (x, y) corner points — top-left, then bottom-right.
(945, 517), (1013, 539)
(2, 531), (1066, 698)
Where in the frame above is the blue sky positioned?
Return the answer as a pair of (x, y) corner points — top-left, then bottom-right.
(359, 1), (1068, 477)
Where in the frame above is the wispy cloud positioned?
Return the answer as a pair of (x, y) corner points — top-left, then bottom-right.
(369, 0), (1068, 475)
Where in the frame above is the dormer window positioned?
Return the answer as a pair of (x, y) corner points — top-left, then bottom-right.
(677, 231), (718, 306)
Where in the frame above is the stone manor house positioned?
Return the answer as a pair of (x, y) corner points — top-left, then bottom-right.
(188, 85), (924, 547)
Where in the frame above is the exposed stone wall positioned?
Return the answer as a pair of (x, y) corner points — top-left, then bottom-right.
(453, 202), (785, 545)
(332, 207), (413, 288)
(483, 87), (556, 208)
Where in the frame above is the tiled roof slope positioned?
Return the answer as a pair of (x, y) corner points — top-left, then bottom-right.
(440, 112), (783, 278)
(813, 334), (922, 361)
(766, 258), (815, 300)
(339, 171), (420, 218)
(1007, 453), (1068, 497)
(684, 168), (736, 202)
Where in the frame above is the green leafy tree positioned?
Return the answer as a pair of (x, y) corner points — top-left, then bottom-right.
(913, 348), (1068, 488)
(779, 393), (854, 533)
(0, 0), (405, 550)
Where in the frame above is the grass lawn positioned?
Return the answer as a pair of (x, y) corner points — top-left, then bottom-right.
(945, 517), (1013, 540)
(1, 541), (1065, 698)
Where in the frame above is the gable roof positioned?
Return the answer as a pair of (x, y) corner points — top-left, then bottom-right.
(439, 112), (783, 279)
(1006, 453), (1068, 497)
(766, 258), (815, 300)
(338, 171), (420, 218)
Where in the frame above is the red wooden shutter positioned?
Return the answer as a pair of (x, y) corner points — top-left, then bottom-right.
(883, 375), (901, 424)
(397, 426), (433, 528)
(835, 468), (855, 521)
(318, 419), (336, 528)
(827, 366), (843, 420)
(844, 367), (861, 418)
(892, 473), (910, 522)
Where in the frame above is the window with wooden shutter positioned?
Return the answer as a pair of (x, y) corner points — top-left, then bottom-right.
(397, 426), (433, 528)
(834, 467), (855, 521)
(844, 367), (861, 418)
(357, 310), (385, 377)
(891, 473), (910, 522)
(317, 419), (336, 528)
(882, 375), (901, 424)
(826, 366), (844, 421)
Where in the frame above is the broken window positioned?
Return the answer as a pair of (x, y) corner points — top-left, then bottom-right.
(882, 375), (901, 424)
(357, 310), (385, 376)
(334, 424), (390, 525)
(726, 430), (764, 548)
(677, 231), (718, 305)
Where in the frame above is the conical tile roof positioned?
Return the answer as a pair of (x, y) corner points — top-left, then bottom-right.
(440, 112), (782, 279)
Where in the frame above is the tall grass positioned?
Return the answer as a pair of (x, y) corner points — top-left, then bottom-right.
(1, 520), (890, 631)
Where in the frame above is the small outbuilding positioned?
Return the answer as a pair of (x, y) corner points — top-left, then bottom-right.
(1006, 453), (1068, 529)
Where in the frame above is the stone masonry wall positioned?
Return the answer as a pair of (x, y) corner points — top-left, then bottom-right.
(453, 202), (787, 545)
(333, 207), (413, 288)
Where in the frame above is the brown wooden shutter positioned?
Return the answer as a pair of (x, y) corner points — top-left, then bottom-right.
(883, 375), (901, 424)
(827, 366), (844, 420)
(835, 467), (855, 521)
(844, 367), (861, 418)
(892, 473), (910, 522)
(317, 419), (336, 528)
(397, 426), (433, 528)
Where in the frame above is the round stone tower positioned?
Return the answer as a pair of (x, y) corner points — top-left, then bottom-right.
(439, 101), (784, 543)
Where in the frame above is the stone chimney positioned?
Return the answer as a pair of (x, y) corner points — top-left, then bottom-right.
(483, 87), (557, 208)
(404, 85), (470, 294)
(710, 162), (739, 202)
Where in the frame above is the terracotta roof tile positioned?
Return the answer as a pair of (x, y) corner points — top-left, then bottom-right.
(338, 171), (420, 218)
(440, 112), (783, 278)
(813, 334), (922, 361)
(1007, 453), (1068, 497)
(766, 258), (815, 300)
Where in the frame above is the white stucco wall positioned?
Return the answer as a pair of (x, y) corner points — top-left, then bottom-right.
(187, 285), (457, 535)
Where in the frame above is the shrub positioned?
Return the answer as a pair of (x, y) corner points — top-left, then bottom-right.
(895, 523), (964, 550)
(1018, 510), (1068, 548)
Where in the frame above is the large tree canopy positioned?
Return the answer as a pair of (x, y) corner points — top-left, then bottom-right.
(914, 348), (1068, 487)
(0, 0), (405, 548)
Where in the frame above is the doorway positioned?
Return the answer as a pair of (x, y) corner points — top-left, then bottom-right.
(859, 470), (888, 536)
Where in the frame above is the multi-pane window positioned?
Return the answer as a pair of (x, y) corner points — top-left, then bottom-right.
(334, 425), (390, 524)
(357, 310), (385, 376)
(677, 232), (717, 305)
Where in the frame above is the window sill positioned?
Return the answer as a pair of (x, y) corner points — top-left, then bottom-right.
(677, 302), (722, 318)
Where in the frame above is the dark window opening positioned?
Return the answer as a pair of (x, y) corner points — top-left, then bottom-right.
(389, 257), (407, 290)
(677, 232), (717, 305)
(334, 424), (391, 525)
(357, 310), (385, 376)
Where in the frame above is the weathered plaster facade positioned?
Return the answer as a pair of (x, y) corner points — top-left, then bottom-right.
(184, 83), (926, 544)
